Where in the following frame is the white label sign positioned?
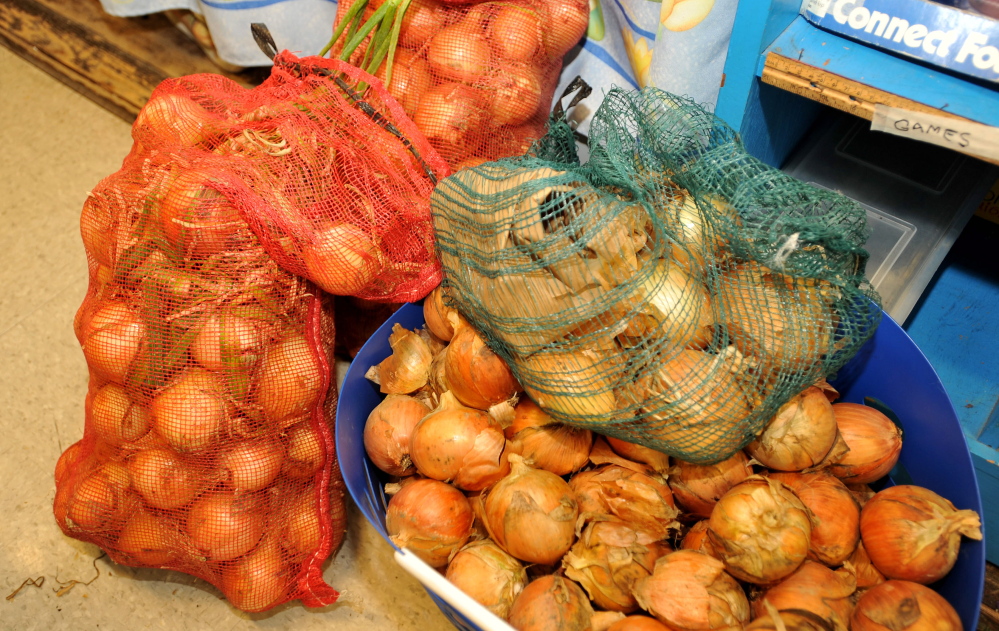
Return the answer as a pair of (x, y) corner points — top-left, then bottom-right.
(803, 0), (832, 18)
(871, 104), (999, 162)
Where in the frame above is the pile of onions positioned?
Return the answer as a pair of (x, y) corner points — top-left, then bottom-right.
(386, 478), (474, 568)
(505, 398), (592, 476)
(570, 465), (678, 541)
(679, 520), (719, 557)
(768, 471), (860, 567)
(508, 575), (594, 631)
(372, 324), (433, 394)
(851, 580), (961, 631)
(445, 539), (527, 619)
(363, 394), (430, 476)
(444, 322), (520, 410)
(667, 450), (752, 518)
(753, 561), (856, 631)
(826, 403), (903, 484)
(254, 334), (324, 427)
(745, 386), (837, 471)
(846, 540), (886, 589)
(605, 437), (670, 474)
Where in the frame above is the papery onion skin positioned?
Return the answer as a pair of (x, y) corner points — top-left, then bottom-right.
(506, 398), (592, 476)
(768, 470), (860, 567)
(283, 421), (325, 479)
(445, 539), (527, 620)
(444, 324), (520, 410)
(753, 561), (856, 631)
(668, 452), (752, 519)
(680, 520), (719, 558)
(150, 368), (229, 453)
(620, 259), (714, 351)
(569, 465), (678, 541)
(744, 609), (835, 631)
(606, 436), (670, 474)
(283, 492), (322, 560)
(633, 550), (750, 630)
(507, 575), (595, 631)
(827, 403), (902, 485)
(377, 324), (433, 395)
(850, 580), (961, 631)
(364, 394), (431, 476)
(386, 478), (473, 568)
(255, 335), (324, 427)
(746, 387), (837, 471)
(846, 540), (886, 589)
(607, 616), (676, 631)
(66, 462), (135, 532)
(423, 284), (459, 342)
(191, 312), (266, 372)
(860, 484), (982, 584)
(707, 476), (812, 584)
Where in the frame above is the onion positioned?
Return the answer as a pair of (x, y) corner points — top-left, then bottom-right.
(283, 421), (326, 479)
(505, 398), (592, 476)
(707, 476), (812, 584)
(620, 259), (714, 350)
(67, 462), (135, 532)
(633, 550), (750, 630)
(445, 539), (527, 619)
(423, 284), (461, 342)
(745, 607), (835, 631)
(187, 491), (265, 561)
(386, 478), (473, 568)
(680, 520), (719, 558)
(301, 223), (383, 295)
(540, 0), (590, 58)
(427, 19), (492, 84)
(845, 540), (885, 589)
(409, 391), (510, 490)
(220, 538), (290, 613)
(607, 617), (675, 631)
(363, 394), (431, 476)
(486, 64), (544, 128)
(521, 349), (617, 419)
(412, 82), (485, 163)
(662, 194), (732, 271)
(283, 492), (322, 560)
(745, 386), (837, 471)
(564, 519), (670, 612)
(81, 301), (145, 384)
(768, 471), (860, 567)
(221, 437), (285, 491)
(570, 465), (678, 541)
(444, 323), (520, 410)
(851, 580), (961, 631)
(860, 484), (982, 584)
(667, 451), (752, 518)
(374, 324), (433, 394)
(191, 311), (266, 372)
(128, 447), (203, 510)
(115, 510), (180, 567)
(55, 442), (84, 483)
(90, 383), (151, 445)
(753, 561), (856, 631)
(508, 575), (594, 631)
(374, 47), (431, 119)
(133, 93), (216, 147)
(159, 170), (242, 257)
(826, 403), (902, 485)
(255, 334), (324, 427)
(150, 368), (228, 452)
(481, 454), (577, 564)
(487, 3), (543, 62)
(605, 437), (670, 474)
(714, 262), (835, 372)
(398, 0), (444, 48)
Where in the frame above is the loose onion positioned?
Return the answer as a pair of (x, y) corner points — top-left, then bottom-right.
(633, 550), (750, 630)
(846, 540), (885, 589)
(505, 398), (592, 476)
(115, 510), (180, 567)
(508, 575), (594, 631)
(444, 323), (520, 410)
(128, 448), (203, 510)
(607, 617), (675, 631)
(221, 437), (285, 491)
(423, 284), (461, 342)
(81, 301), (145, 384)
(745, 608), (834, 631)
(540, 0), (590, 58)
(150, 368), (228, 452)
(745, 386), (837, 471)
(220, 538), (290, 613)
(851, 580), (961, 631)
(708, 476), (812, 584)
(301, 223), (383, 295)
(409, 391), (510, 491)
(386, 478), (473, 568)
(90, 383), (151, 445)
(860, 484), (982, 584)
(375, 324), (433, 395)
(570, 465), (678, 541)
(283, 492), (322, 560)
(159, 170), (242, 257)
(563, 519), (670, 612)
(605, 437), (670, 474)
(521, 349), (617, 418)
(446, 539), (527, 619)
(486, 3), (543, 62)
(363, 394), (431, 476)
(668, 451), (752, 519)
(255, 334), (324, 427)
(753, 561), (856, 631)
(426, 19), (492, 84)
(768, 470), (860, 567)
(620, 259), (714, 350)
(187, 491), (265, 561)
(826, 403), (902, 485)
(191, 311), (266, 372)
(481, 454), (578, 564)
(283, 421), (326, 479)
(680, 520), (719, 558)
(67, 462), (135, 532)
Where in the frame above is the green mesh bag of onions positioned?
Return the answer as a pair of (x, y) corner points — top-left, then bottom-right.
(429, 87), (883, 464)
(55, 50), (448, 612)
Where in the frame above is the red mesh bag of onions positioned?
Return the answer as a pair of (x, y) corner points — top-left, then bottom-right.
(327, 0), (590, 169)
(55, 46), (447, 612)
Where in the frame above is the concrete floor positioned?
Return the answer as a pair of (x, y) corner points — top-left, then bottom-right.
(0, 46), (451, 631)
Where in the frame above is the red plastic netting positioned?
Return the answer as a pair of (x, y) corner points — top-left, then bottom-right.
(55, 52), (448, 612)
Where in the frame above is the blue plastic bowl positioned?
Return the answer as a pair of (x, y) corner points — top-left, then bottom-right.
(335, 302), (985, 630)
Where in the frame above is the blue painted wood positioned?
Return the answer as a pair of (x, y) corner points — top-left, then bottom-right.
(765, 17), (999, 127)
(738, 77), (824, 167)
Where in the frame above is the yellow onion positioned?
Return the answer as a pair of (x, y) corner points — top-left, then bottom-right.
(128, 448), (203, 510)
(826, 403), (902, 485)
(445, 539), (527, 619)
(191, 311), (267, 372)
(363, 394), (431, 476)
(668, 451), (752, 519)
(851, 580), (961, 631)
(608, 616), (676, 631)
(605, 437), (670, 474)
(481, 454), (578, 565)
(860, 484), (982, 584)
(768, 471), (860, 567)
(81, 301), (145, 384)
(633, 550), (750, 630)
(220, 437), (284, 491)
(680, 520), (719, 558)
(506, 398), (592, 476)
(219, 537), (290, 613)
(386, 478), (473, 568)
(745, 387), (837, 471)
(619, 259), (714, 350)
(520, 349), (618, 419)
(662, 192), (732, 271)
(409, 392), (510, 491)
(444, 322), (520, 410)
(707, 476), (812, 584)
(847, 483), (876, 507)
(301, 223), (383, 295)
(845, 540), (885, 589)
(150, 368), (229, 453)
(115, 510), (181, 567)
(641, 349), (754, 463)
(569, 465), (678, 541)
(66, 462), (136, 532)
(159, 170), (242, 258)
(186, 491), (265, 561)
(372, 324), (433, 394)
(714, 262), (835, 372)
(745, 607), (835, 631)
(508, 575), (594, 631)
(753, 561), (856, 631)
(283, 421), (326, 479)
(255, 334), (324, 427)
(423, 284), (462, 342)
(90, 383), (151, 445)
(563, 519), (670, 612)
(282, 491), (322, 561)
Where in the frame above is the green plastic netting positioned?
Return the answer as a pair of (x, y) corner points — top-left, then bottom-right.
(430, 87), (882, 464)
